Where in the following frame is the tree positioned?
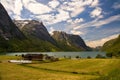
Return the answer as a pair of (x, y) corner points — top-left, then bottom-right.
(96, 54), (106, 58)
(87, 56), (91, 59)
(76, 56), (80, 59)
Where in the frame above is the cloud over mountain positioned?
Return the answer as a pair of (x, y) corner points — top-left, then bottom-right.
(0, 0), (120, 47)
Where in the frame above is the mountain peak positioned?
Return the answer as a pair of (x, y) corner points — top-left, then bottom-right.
(14, 20), (57, 45)
(52, 31), (90, 50)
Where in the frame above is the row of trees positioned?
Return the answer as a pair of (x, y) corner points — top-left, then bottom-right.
(63, 54), (106, 59)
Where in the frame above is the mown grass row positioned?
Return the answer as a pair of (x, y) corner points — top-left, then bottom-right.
(0, 62), (98, 80)
(20, 64), (101, 76)
(27, 59), (120, 75)
(0, 55), (98, 80)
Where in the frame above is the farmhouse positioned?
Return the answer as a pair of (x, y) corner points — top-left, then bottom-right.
(22, 54), (59, 61)
(23, 54), (44, 60)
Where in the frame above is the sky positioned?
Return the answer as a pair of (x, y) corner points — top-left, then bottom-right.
(0, 0), (120, 48)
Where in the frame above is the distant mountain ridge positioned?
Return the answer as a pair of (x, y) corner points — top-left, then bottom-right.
(52, 31), (90, 51)
(14, 20), (57, 45)
(14, 20), (89, 51)
(0, 3), (90, 53)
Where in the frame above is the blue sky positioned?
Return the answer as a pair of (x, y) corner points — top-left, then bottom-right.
(0, 0), (120, 47)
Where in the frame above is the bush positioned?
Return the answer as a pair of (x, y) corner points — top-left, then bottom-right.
(76, 56), (80, 59)
(96, 54), (106, 58)
(87, 56), (91, 59)
(106, 52), (112, 57)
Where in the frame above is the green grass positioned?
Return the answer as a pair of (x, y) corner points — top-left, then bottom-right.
(0, 55), (120, 80)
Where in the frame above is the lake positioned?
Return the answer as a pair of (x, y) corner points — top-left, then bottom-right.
(6, 51), (106, 58)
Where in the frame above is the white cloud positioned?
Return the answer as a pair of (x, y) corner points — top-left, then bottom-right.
(48, 0), (60, 8)
(22, 0), (52, 15)
(36, 14), (54, 21)
(49, 27), (55, 35)
(74, 18), (84, 23)
(36, 9), (70, 25)
(13, 0), (23, 19)
(55, 9), (70, 22)
(82, 0), (93, 5)
(0, 0), (101, 25)
(14, 0), (23, 15)
(71, 30), (84, 35)
(86, 34), (119, 48)
(93, 14), (120, 27)
(67, 19), (72, 23)
(71, 7), (85, 17)
(90, 0), (99, 7)
(113, 2), (120, 9)
(90, 7), (102, 18)
(36, 14), (55, 25)
(74, 14), (120, 30)
(60, 0), (100, 18)
(0, 0), (14, 15)
(60, 0), (93, 17)
(67, 18), (84, 24)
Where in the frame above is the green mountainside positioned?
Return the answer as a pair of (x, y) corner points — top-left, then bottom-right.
(52, 31), (91, 51)
(0, 3), (89, 53)
(102, 35), (120, 57)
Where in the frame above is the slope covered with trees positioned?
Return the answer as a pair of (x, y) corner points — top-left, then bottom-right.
(102, 35), (120, 57)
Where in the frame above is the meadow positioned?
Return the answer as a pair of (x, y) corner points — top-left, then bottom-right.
(0, 55), (120, 80)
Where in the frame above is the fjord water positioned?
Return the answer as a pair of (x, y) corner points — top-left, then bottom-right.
(7, 51), (106, 58)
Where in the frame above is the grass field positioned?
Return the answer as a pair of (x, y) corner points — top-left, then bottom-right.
(0, 55), (120, 80)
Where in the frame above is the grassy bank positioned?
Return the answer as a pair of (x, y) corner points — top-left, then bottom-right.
(0, 55), (120, 80)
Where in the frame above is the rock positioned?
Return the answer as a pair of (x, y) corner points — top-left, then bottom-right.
(0, 3), (25, 40)
(52, 31), (90, 50)
(14, 20), (57, 45)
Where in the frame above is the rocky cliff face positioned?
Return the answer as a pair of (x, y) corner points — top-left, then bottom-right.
(52, 31), (90, 50)
(0, 3), (25, 40)
(14, 20), (56, 45)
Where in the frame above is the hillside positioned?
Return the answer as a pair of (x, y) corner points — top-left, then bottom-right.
(0, 3), (90, 53)
(14, 20), (57, 45)
(14, 20), (90, 51)
(52, 31), (91, 51)
(0, 3), (59, 52)
(102, 35), (120, 57)
(0, 3), (26, 52)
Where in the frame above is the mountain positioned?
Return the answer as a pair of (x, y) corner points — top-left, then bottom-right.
(0, 3), (25, 40)
(0, 3), (27, 52)
(102, 35), (120, 57)
(0, 3), (59, 52)
(52, 31), (90, 51)
(14, 20), (56, 45)
(14, 20), (91, 51)
(0, 3), (90, 53)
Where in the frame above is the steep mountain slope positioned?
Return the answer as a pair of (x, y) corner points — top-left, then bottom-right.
(0, 3), (90, 52)
(52, 31), (90, 51)
(0, 3), (27, 52)
(102, 35), (120, 57)
(0, 3), (25, 40)
(0, 3), (59, 52)
(14, 20), (57, 45)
